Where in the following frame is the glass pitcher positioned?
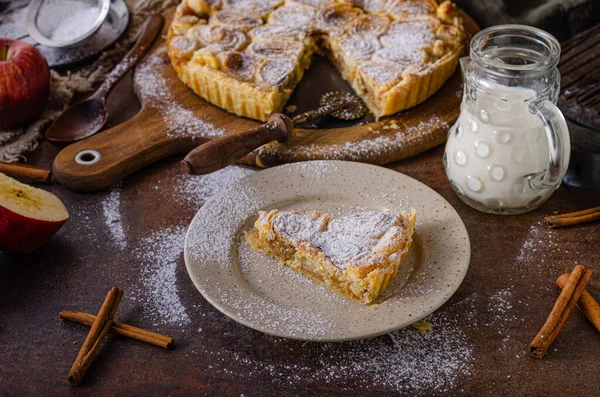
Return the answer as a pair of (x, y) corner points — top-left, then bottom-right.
(444, 25), (570, 215)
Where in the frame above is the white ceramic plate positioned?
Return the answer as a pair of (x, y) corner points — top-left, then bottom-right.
(184, 161), (470, 341)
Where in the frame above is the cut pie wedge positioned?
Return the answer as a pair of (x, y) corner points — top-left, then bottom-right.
(167, 0), (465, 121)
(245, 207), (416, 304)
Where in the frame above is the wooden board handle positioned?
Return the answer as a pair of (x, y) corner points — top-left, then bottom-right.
(51, 107), (206, 192)
(181, 113), (293, 175)
(0, 162), (52, 183)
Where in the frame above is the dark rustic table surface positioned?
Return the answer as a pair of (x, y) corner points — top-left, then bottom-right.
(1, 73), (599, 397)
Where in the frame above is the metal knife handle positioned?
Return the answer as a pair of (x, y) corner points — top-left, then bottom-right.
(292, 101), (347, 125)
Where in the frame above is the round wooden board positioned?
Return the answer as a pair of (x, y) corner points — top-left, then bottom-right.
(52, 7), (478, 192)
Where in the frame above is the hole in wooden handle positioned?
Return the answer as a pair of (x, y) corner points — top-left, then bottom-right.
(75, 150), (101, 165)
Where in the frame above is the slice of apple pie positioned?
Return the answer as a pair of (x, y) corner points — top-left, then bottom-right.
(245, 207), (416, 304)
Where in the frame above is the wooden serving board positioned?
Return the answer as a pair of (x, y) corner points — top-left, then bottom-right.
(52, 7), (478, 192)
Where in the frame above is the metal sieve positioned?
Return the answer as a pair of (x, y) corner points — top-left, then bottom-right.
(25, 0), (110, 48)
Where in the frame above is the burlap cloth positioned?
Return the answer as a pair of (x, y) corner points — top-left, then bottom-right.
(0, 0), (178, 163)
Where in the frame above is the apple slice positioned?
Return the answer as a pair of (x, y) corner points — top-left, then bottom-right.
(0, 172), (69, 253)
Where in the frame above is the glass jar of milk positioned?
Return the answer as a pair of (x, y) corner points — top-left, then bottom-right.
(444, 25), (570, 215)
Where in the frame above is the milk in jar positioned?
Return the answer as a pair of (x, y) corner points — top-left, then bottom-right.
(444, 82), (552, 211)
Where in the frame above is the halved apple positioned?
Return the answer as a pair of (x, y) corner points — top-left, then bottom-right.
(0, 172), (69, 253)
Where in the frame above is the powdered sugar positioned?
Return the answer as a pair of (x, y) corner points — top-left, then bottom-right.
(101, 183), (126, 250)
(260, 59), (296, 87)
(340, 35), (382, 60)
(201, 306), (473, 393)
(359, 59), (403, 85)
(175, 165), (257, 208)
(130, 227), (191, 327)
(134, 52), (225, 139)
(47, 4), (100, 42)
(285, 116), (448, 160)
(268, 209), (405, 267)
(268, 5), (315, 27)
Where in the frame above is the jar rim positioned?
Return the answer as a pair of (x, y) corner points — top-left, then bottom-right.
(470, 24), (560, 72)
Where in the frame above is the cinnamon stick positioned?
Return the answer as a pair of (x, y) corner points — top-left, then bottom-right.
(529, 265), (593, 358)
(68, 286), (123, 385)
(545, 206), (600, 229)
(60, 310), (174, 349)
(556, 273), (600, 333)
(0, 162), (51, 183)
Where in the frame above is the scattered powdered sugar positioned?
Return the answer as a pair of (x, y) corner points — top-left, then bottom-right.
(289, 160), (340, 179)
(489, 288), (514, 315)
(359, 59), (403, 85)
(130, 227), (191, 327)
(340, 35), (382, 60)
(260, 60), (296, 87)
(101, 183), (126, 250)
(134, 52), (225, 139)
(202, 307), (473, 393)
(486, 287), (522, 351)
(175, 165), (257, 208)
(515, 220), (563, 265)
(286, 117), (448, 160)
(268, 5), (316, 27)
(380, 21), (436, 53)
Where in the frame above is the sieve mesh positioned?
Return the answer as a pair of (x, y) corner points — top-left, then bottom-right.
(35, 0), (102, 41)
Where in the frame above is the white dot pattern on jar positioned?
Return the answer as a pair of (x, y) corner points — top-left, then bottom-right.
(453, 149), (467, 166)
(466, 175), (483, 192)
(483, 198), (503, 209)
(479, 109), (489, 123)
(493, 100), (511, 113)
(492, 130), (511, 144)
(454, 124), (462, 138)
(474, 141), (490, 158)
(488, 164), (505, 181)
(468, 118), (479, 132)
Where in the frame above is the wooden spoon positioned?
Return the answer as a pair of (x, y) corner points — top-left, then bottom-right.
(45, 14), (165, 143)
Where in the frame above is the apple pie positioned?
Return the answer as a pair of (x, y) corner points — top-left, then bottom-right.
(244, 207), (417, 304)
(167, 0), (465, 121)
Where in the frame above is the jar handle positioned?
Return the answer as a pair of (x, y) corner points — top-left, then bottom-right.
(528, 100), (571, 189)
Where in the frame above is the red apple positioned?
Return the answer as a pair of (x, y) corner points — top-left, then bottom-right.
(0, 172), (69, 253)
(0, 39), (50, 130)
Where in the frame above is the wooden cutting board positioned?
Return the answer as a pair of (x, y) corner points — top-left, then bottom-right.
(52, 7), (478, 192)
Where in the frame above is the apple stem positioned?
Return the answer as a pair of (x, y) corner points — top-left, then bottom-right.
(0, 43), (9, 61)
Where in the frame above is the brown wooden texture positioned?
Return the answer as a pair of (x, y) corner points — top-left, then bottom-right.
(558, 23), (600, 131)
(51, 7), (478, 192)
(2, 71), (600, 395)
